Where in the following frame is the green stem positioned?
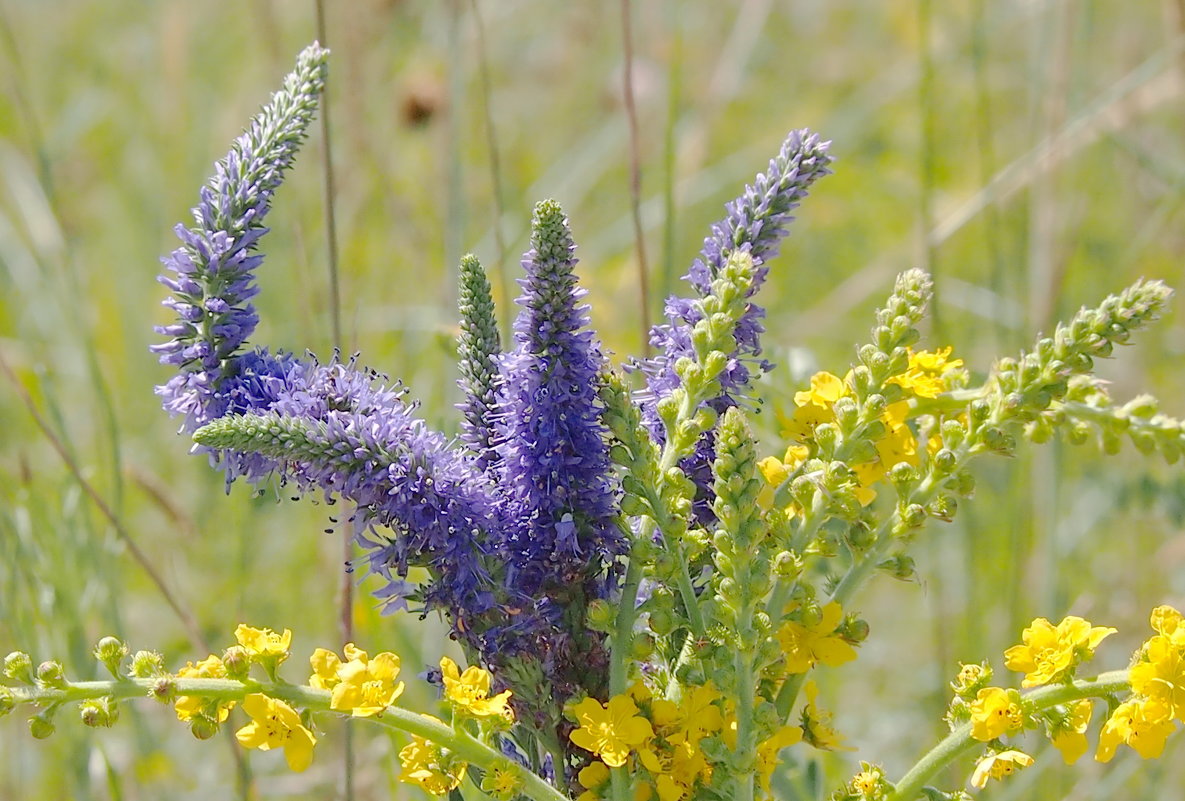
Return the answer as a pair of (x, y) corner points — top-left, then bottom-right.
(6, 678), (572, 801)
(886, 671), (1131, 801)
(609, 554), (644, 699)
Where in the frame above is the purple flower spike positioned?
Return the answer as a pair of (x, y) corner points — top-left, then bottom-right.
(154, 43), (328, 432)
(493, 200), (621, 591)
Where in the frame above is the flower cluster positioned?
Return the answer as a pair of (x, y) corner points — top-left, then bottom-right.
(139, 41), (1185, 800)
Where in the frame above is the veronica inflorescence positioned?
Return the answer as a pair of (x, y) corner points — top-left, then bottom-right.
(153, 43), (834, 765)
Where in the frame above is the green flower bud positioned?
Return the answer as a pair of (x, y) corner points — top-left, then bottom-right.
(928, 494), (958, 522)
(773, 550), (803, 579)
(93, 636), (129, 678)
(842, 616), (871, 644)
(932, 448), (957, 474)
(36, 661), (67, 689)
(799, 604), (823, 628)
(130, 650), (166, 678)
(29, 712), (56, 739)
(1066, 420), (1091, 446)
(864, 393), (887, 418)
(981, 426), (1015, 455)
(648, 607), (674, 637)
(901, 503), (927, 529)
(846, 522), (877, 551)
(815, 423), (839, 455)
(586, 600), (615, 634)
(791, 475), (817, 507)
(0, 686), (14, 717)
(949, 469), (976, 497)
(149, 676), (176, 704)
(888, 461), (918, 488)
(833, 397), (859, 430)
(878, 554), (917, 581)
(969, 399), (991, 423)
(220, 645), (251, 680)
(4, 651), (34, 684)
(951, 661), (992, 698)
(631, 633), (655, 661)
(79, 697), (119, 728)
(189, 714), (220, 740)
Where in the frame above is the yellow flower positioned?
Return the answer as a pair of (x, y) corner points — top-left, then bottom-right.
(1003, 616), (1116, 687)
(795, 371), (846, 408)
(777, 602), (858, 674)
(970, 749), (1033, 788)
(845, 762), (887, 798)
(480, 762), (523, 800)
(1130, 636), (1185, 721)
(1151, 605), (1184, 643)
(968, 687), (1024, 741)
(331, 650), (405, 717)
(1050, 699), (1093, 764)
(174, 655), (236, 723)
(234, 624), (292, 664)
(309, 647), (342, 691)
(576, 761), (610, 801)
(756, 726), (803, 791)
(399, 732), (467, 795)
(888, 347), (963, 399)
(779, 372), (846, 443)
(570, 695), (654, 767)
(674, 682), (723, 743)
(800, 681), (853, 751)
(235, 693), (317, 772)
(849, 401), (918, 506)
(1096, 698), (1175, 762)
(439, 656), (514, 719)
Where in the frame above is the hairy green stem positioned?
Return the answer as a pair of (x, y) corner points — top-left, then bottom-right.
(7, 678), (571, 801)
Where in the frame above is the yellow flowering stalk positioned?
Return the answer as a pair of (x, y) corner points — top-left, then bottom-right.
(439, 656), (513, 720)
(1003, 615), (1116, 687)
(569, 694), (654, 767)
(235, 693), (317, 772)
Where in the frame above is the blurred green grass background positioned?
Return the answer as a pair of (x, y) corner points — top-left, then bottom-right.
(2, 1), (1184, 798)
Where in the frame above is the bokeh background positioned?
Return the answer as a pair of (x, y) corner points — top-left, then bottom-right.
(2, 1), (1184, 798)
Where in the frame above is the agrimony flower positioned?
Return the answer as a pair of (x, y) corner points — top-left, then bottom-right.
(778, 602), (858, 674)
(308, 647), (342, 691)
(330, 650), (405, 717)
(888, 347), (963, 398)
(1003, 615), (1115, 687)
(440, 656), (513, 720)
(968, 687), (1024, 742)
(174, 655), (235, 724)
(1096, 698), (1175, 761)
(1049, 699), (1093, 764)
(399, 730), (467, 795)
(970, 749), (1034, 788)
(235, 693), (317, 772)
(569, 695), (654, 767)
(799, 681), (852, 751)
